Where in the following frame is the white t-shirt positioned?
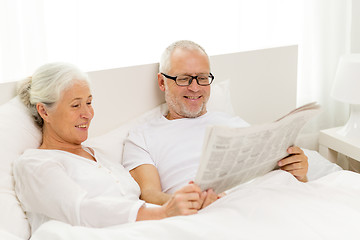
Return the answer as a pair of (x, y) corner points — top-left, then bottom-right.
(123, 111), (250, 194)
(13, 148), (144, 233)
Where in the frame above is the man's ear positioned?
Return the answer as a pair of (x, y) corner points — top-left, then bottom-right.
(36, 103), (49, 122)
(158, 73), (165, 92)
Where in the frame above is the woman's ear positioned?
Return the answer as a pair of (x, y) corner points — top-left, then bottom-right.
(36, 103), (49, 122)
(158, 73), (165, 92)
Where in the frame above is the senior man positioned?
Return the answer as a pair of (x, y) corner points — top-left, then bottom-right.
(122, 40), (308, 208)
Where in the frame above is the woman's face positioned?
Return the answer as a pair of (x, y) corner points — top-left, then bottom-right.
(45, 81), (94, 145)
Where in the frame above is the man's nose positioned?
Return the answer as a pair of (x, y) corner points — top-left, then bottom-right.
(187, 78), (200, 91)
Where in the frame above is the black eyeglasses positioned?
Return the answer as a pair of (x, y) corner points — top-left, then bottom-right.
(161, 73), (214, 86)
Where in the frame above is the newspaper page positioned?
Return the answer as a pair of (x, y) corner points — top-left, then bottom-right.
(195, 102), (321, 193)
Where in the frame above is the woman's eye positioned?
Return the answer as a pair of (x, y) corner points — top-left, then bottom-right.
(72, 104), (80, 108)
(87, 101), (92, 105)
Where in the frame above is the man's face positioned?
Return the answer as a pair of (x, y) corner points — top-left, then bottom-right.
(159, 48), (211, 120)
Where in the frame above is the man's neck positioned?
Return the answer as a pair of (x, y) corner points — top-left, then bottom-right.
(165, 110), (207, 120)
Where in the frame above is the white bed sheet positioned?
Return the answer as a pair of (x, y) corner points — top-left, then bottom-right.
(30, 170), (360, 240)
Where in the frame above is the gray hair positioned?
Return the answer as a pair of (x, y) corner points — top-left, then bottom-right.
(159, 40), (210, 73)
(17, 62), (90, 128)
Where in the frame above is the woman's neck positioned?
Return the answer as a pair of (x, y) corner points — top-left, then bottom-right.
(40, 133), (83, 153)
(40, 137), (96, 162)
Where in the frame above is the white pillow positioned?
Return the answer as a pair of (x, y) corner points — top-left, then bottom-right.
(84, 104), (165, 164)
(0, 96), (42, 239)
(207, 79), (235, 115)
(86, 79), (235, 164)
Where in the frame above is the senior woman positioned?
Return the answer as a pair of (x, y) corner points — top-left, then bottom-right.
(13, 62), (205, 233)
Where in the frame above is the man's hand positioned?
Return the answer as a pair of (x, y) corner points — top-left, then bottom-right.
(278, 146), (308, 182)
(200, 189), (222, 209)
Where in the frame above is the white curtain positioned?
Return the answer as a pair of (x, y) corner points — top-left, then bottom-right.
(0, 0), (48, 83)
(297, 0), (353, 144)
(0, 0), (302, 83)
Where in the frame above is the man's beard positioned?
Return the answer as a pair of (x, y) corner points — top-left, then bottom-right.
(164, 86), (206, 119)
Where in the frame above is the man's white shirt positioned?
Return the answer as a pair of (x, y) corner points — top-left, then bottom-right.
(122, 111), (249, 194)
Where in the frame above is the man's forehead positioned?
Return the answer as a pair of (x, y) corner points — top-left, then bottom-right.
(171, 47), (206, 57)
(169, 49), (209, 70)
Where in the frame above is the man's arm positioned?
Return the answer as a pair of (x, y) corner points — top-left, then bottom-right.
(130, 164), (171, 205)
(124, 128), (219, 207)
(278, 146), (308, 182)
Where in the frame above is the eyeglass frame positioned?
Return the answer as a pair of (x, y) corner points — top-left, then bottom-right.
(161, 72), (214, 86)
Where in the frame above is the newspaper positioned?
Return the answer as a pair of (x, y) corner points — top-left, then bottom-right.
(194, 102), (321, 193)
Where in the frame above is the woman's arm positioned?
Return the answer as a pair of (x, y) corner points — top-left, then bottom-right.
(136, 183), (206, 221)
(14, 157), (143, 228)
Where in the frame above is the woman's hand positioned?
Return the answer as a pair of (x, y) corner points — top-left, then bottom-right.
(162, 183), (205, 217)
(137, 183), (222, 221)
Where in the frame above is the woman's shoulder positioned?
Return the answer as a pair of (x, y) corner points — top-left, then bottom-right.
(14, 149), (63, 171)
(18, 148), (55, 160)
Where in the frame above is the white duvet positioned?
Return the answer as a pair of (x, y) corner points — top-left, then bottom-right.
(30, 170), (360, 240)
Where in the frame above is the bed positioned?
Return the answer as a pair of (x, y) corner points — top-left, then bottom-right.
(1, 45), (356, 240)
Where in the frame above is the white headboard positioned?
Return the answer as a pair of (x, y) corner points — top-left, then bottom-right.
(0, 45), (297, 137)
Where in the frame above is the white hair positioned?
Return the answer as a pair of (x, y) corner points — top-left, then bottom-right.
(159, 40), (210, 73)
(17, 62), (90, 128)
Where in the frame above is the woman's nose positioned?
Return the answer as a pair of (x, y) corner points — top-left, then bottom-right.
(81, 106), (93, 119)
